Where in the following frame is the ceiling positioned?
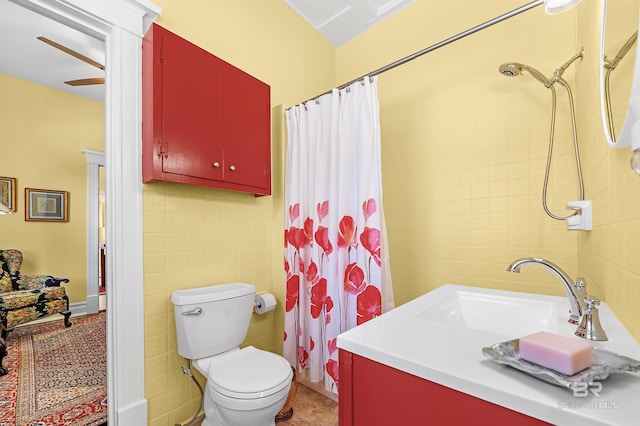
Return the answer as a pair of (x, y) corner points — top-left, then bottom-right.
(0, 0), (412, 103)
(284, 0), (415, 46)
(0, 1), (105, 103)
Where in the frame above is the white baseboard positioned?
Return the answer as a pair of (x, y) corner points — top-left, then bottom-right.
(117, 398), (149, 426)
(70, 301), (88, 317)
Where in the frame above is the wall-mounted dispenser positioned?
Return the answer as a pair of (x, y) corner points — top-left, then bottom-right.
(566, 200), (592, 231)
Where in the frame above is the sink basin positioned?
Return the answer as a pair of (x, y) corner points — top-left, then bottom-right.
(417, 287), (560, 337)
(338, 283), (640, 426)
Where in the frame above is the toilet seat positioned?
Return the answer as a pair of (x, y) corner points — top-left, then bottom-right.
(207, 346), (292, 400)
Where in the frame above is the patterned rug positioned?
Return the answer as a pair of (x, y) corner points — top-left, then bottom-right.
(0, 313), (107, 426)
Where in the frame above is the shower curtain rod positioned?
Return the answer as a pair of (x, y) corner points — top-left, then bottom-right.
(287, 0), (544, 110)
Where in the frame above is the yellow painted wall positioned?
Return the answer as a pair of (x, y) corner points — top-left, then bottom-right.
(0, 73), (104, 303)
(142, 1), (334, 424)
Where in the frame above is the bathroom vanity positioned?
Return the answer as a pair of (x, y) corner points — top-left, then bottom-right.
(337, 284), (640, 425)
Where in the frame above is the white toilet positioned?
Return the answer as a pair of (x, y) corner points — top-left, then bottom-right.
(171, 283), (293, 426)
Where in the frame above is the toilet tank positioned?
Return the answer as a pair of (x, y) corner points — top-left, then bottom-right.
(171, 283), (256, 360)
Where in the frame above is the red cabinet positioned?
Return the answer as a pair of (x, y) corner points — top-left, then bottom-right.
(142, 24), (271, 195)
(338, 350), (550, 425)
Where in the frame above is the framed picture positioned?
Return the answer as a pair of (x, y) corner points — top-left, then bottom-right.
(0, 176), (17, 212)
(25, 188), (69, 222)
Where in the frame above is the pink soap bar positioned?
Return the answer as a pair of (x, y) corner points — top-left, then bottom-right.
(519, 331), (592, 375)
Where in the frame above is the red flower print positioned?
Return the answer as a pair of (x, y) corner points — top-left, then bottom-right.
(326, 359), (339, 385)
(298, 346), (309, 369)
(289, 203), (300, 223)
(325, 296), (334, 313)
(357, 285), (382, 325)
(284, 331), (287, 341)
(344, 263), (366, 295)
(284, 229), (289, 248)
(327, 338), (338, 356)
(317, 201), (329, 223)
(287, 227), (301, 250)
(360, 227), (381, 267)
(310, 336), (315, 352)
(337, 216), (358, 249)
(310, 278), (327, 319)
(326, 313), (332, 325)
(306, 261), (319, 284)
(286, 275), (299, 312)
(362, 198), (377, 222)
(303, 217), (313, 246)
(315, 226), (333, 256)
(284, 258), (290, 275)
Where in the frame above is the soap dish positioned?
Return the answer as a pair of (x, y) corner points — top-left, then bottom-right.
(482, 339), (640, 391)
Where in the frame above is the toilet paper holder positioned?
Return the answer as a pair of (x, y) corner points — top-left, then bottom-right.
(254, 293), (277, 314)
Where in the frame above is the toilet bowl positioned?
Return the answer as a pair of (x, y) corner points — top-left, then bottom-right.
(195, 346), (293, 426)
(171, 283), (293, 426)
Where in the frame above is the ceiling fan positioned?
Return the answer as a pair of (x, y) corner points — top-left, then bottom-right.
(37, 36), (104, 86)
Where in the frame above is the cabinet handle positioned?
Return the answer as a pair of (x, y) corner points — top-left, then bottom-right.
(229, 165), (236, 171)
(212, 162), (220, 168)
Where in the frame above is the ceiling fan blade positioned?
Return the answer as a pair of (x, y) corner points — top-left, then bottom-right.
(37, 36), (104, 70)
(65, 78), (105, 86)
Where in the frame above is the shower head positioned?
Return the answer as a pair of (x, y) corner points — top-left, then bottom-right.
(498, 63), (522, 77)
(499, 62), (550, 86)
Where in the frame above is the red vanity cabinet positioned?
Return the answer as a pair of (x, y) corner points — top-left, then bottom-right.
(338, 349), (550, 425)
(142, 24), (271, 195)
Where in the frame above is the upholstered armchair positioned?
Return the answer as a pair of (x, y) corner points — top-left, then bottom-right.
(0, 249), (72, 375)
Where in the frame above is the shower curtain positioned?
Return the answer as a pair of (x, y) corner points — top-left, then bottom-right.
(283, 76), (394, 395)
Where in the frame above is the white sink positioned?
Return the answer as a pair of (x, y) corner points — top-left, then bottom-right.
(416, 287), (560, 337)
(337, 283), (640, 426)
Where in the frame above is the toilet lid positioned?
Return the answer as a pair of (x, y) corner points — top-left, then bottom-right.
(208, 346), (293, 399)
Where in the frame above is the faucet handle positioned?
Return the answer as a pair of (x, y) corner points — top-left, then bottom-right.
(575, 295), (608, 341)
(575, 277), (587, 293)
(584, 295), (599, 306)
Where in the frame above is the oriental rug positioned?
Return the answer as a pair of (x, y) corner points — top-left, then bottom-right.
(0, 313), (107, 426)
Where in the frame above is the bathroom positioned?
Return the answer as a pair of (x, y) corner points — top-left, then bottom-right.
(135, 0), (640, 424)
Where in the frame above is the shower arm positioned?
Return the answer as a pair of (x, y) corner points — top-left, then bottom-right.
(604, 31), (638, 71)
(553, 49), (585, 80)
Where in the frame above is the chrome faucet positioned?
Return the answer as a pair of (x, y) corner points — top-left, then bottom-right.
(507, 257), (607, 341)
(506, 257), (586, 325)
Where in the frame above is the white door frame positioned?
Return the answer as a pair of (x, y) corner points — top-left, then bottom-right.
(11, 0), (161, 424)
(83, 149), (105, 315)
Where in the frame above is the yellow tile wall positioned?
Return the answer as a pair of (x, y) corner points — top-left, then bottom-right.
(143, 1), (334, 424)
(144, 0), (640, 424)
(335, 0), (580, 306)
(143, 183), (278, 424)
(576, 0), (640, 340)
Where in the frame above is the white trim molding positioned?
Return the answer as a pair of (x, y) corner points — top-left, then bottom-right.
(10, 1), (161, 424)
(82, 149), (105, 315)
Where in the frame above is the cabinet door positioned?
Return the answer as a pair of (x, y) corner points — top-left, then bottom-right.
(223, 63), (271, 191)
(161, 29), (224, 181)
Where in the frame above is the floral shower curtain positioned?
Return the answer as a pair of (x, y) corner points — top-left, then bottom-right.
(283, 76), (394, 395)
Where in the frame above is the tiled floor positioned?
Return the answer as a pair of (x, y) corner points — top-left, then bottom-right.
(283, 383), (338, 426)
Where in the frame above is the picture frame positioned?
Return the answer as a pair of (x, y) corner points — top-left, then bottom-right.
(0, 176), (17, 212)
(25, 188), (69, 222)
